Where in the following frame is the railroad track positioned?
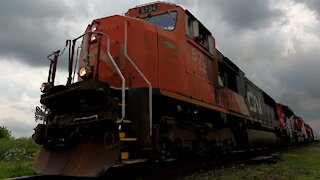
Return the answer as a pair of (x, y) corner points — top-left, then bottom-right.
(5, 175), (100, 180)
(108, 143), (315, 179)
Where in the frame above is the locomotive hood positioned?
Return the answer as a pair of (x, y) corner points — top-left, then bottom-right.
(77, 15), (159, 89)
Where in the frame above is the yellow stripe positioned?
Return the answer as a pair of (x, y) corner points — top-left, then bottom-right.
(121, 152), (129, 160)
(160, 90), (266, 123)
(120, 138), (137, 141)
(119, 132), (125, 138)
(161, 90), (228, 113)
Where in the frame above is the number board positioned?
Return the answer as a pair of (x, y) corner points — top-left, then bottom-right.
(139, 5), (157, 14)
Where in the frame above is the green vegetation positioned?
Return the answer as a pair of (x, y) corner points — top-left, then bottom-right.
(0, 161), (36, 179)
(0, 126), (11, 139)
(183, 143), (320, 180)
(0, 126), (39, 179)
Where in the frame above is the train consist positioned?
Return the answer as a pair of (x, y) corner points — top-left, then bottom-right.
(32, 2), (314, 177)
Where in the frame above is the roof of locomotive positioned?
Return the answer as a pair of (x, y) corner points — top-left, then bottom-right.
(125, 2), (213, 38)
(125, 1), (179, 17)
(134, 1), (178, 8)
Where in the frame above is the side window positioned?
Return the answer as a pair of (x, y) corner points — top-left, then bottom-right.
(208, 36), (214, 55)
(185, 13), (214, 55)
(218, 57), (239, 92)
(185, 15), (193, 38)
(195, 30), (208, 49)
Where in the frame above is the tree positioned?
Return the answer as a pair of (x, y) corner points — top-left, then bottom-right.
(0, 126), (11, 139)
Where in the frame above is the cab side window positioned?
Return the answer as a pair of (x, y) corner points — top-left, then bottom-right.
(185, 15), (193, 38)
(185, 13), (214, 55)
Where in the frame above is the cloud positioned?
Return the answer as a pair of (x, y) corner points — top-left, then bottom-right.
(0, 60), (67, 137)
(309, 119), (320, 134)
(0, 0), (79, 67)
(212, 0), (283, 30)
(294, 0), (320, 21)
(0, 94), (38, 138)
(281, 91), (320, 111)
(0, 97), (38, 138)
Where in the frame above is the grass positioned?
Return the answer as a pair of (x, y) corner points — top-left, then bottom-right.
(183, 143), (320, 180)
(0, 137), (39, 179)
(0, 161), (36, 179)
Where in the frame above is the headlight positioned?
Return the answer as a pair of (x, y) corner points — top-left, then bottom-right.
(90, 23), (99, 43)
(40, 82), (53, 93)
(91, 23), (99, 32)
(79, 66), (92, 79)
(40, 83), (46, 92)
(90, 34), (97, 43)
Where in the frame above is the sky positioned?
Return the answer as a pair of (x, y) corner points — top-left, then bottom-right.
(0, 0), (319, 137)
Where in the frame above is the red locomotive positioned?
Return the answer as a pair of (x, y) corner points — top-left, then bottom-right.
(33, 2), (314, 177)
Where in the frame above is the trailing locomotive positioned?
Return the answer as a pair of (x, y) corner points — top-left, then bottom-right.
(32, 2), (314, 177)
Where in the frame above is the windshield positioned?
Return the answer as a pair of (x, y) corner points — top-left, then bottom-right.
(142, 11), (177, 31)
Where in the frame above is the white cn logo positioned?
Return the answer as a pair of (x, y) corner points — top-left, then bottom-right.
(246, 91), (262, 114)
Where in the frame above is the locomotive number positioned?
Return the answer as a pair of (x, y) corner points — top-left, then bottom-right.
(140, 5), (157, 14)
(246, 91), (262, 114)
(192, 48), (209, 73)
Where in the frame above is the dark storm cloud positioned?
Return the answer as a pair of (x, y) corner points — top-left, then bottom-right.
(0, 0), (88, 67)
(177, 0), (283, 30)
(244, 34), (320, 131)
(211, 0), (283, 30)
(276, 51), (320, 122)
(278, 60), (320, 100)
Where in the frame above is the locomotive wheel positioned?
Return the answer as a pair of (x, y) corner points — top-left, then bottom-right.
(33, 133), (120, 177)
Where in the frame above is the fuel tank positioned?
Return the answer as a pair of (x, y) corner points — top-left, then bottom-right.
(246, 129), (277, 147)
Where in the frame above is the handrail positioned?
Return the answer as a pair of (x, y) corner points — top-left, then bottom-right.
(124, 21), (153, 136)
(70, 31), (126, 121)
(46, 50), (60, 84)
